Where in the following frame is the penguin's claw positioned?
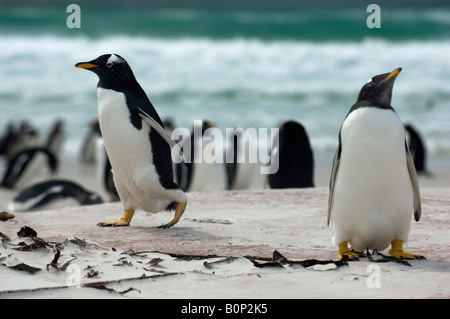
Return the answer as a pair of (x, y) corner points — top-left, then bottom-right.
(338, 241), (360, 260)
(389, 251), (425, 260)
(97, 209), (134, 228)
(97, 221), (130, 227)
(389, 239), (426, 260)
(158, 201), (187, 229)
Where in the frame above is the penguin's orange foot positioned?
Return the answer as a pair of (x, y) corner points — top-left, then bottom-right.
(158, 201), (187, 229)
(389, 239), (426, 260)
(97, 220), (130, 227)
(338, 241), (360, 260)
(97, 209), (134, 227)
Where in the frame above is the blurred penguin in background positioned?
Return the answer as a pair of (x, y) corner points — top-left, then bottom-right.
(9, 179), (103, 212)
(1, 120), (61, 190)
(45, 119), (65, 158)
(0, 123), (16, 157)
(81, 121), (101, 164)
(80, 120), (119, 201)
(175, 120), (214, 192)
(0, 121), (41, 160)
(1, 147), (58, 190)
(268, 120), (314, 189)
(225, 129), (257, 190)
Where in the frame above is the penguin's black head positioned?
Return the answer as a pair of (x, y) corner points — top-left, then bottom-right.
(356, 67), (402, 108)
(75, 54), (136, 87)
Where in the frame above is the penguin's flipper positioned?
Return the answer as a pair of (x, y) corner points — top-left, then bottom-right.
(158, 201), (187, 229)
(138, 111), (187, 165)
(327, 146), (341, 226)
(405, 141), (421, 222)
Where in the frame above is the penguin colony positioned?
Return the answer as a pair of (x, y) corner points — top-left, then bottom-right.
(0, 53), (429, 261)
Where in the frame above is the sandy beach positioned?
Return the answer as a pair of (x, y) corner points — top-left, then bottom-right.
(2, 0), (450, 304)
(1, 154), (449, 300)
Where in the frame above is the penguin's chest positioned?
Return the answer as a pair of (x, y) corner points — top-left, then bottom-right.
(338, 107), (409, 190)
(332, 107), (413, 250)
(96, 88), (154, 179)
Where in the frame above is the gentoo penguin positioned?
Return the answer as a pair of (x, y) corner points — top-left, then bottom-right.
(175, 120), (214, 192)
(81, 121), (101, 164)
(0, 123), (16, 156)
(224, 129), (256, 190)
(268, 120), (314, 189)
(328, 68), (424, 260)
(225, 131), (240, 189)
(1, 148), (58, 190)
(3, 122), (41, 160)
(9, 179), (103, 212)
(405, 123), (428, 175)
(45, 119), (65, 157)
(76, 54), (187, 228)
(79, 121), (119, 200)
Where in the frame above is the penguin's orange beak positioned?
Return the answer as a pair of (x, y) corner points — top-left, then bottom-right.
(75, 62), (98, 69)
(386, 67), (402, 79)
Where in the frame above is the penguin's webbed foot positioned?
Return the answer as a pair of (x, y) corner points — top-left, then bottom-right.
(389, 239), (426, 260)
(97, 221), (130, 227)
(338, 241), (360, 260)
(97, 209), (134, 227)
(158, 201), (187, 229)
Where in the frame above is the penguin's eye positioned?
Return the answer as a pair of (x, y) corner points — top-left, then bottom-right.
(106, 62), (113, 68)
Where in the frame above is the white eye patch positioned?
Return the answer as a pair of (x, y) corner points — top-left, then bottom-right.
(106, 54), (123, 67)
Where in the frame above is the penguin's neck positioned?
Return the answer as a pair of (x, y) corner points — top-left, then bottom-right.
(97, 77), (137, 92)
(347, 101), (395, 118)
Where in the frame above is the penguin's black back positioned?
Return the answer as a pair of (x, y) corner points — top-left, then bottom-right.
(268, 121), (314, 189)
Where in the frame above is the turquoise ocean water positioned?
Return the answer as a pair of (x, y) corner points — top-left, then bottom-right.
(1, 0), (450, 163)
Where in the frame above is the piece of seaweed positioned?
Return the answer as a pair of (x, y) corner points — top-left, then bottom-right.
(248, 250), (348, 269)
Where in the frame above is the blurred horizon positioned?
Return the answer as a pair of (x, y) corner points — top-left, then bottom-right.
(1, 0), (450, 40)
(1, 0), (450, 162)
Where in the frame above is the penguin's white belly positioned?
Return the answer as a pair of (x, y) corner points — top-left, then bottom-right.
(97, 88), (173, 213)
(331, 107), (413, 252)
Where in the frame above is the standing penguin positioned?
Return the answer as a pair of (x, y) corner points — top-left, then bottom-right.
(268, 120), (314, 189)
(75, 54), (187, 228)
(328, 68), (424, 260)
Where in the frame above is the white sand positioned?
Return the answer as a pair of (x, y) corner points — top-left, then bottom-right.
(1, 185), (449, 299)
(1, 150), (449, 299)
